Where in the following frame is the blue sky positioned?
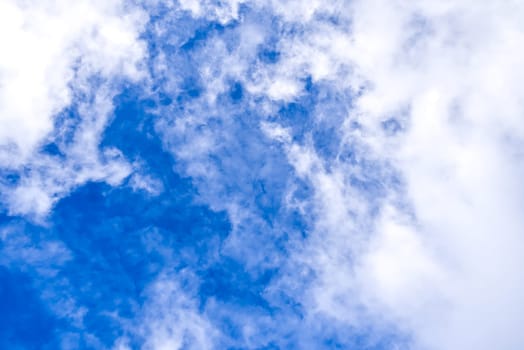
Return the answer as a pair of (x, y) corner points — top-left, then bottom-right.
(2, 1), (524, 349)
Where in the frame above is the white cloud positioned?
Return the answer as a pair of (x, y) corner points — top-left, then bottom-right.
(259, 1), (524, 349)
(128, 172), (163, 195)
(172, 0), (246, 24)
(0, 0), (148, 217)
(115, 270), (219, 350)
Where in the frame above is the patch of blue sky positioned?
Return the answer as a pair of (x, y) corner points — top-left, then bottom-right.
(0, 218), (70, 347)
(64, 83), (308, 348)
(0, 267), (59, 349)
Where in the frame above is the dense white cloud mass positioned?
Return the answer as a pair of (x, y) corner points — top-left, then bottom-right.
(347, 2), (524, 349)
(0, 0), (147, 217)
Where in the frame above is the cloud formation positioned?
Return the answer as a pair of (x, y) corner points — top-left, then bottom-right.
(149, 1), (524, 348)
(0, 0), (147, 217)
(253, 1), (524, 349)
(2, 0), (524, 349)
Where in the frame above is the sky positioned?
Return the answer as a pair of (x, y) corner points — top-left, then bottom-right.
(1, 0), (524, 349)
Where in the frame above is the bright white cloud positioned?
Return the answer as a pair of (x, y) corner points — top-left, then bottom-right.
(0, 0), (148, 217)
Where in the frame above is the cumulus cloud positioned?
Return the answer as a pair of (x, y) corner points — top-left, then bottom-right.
(348, 2), (524, 348)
